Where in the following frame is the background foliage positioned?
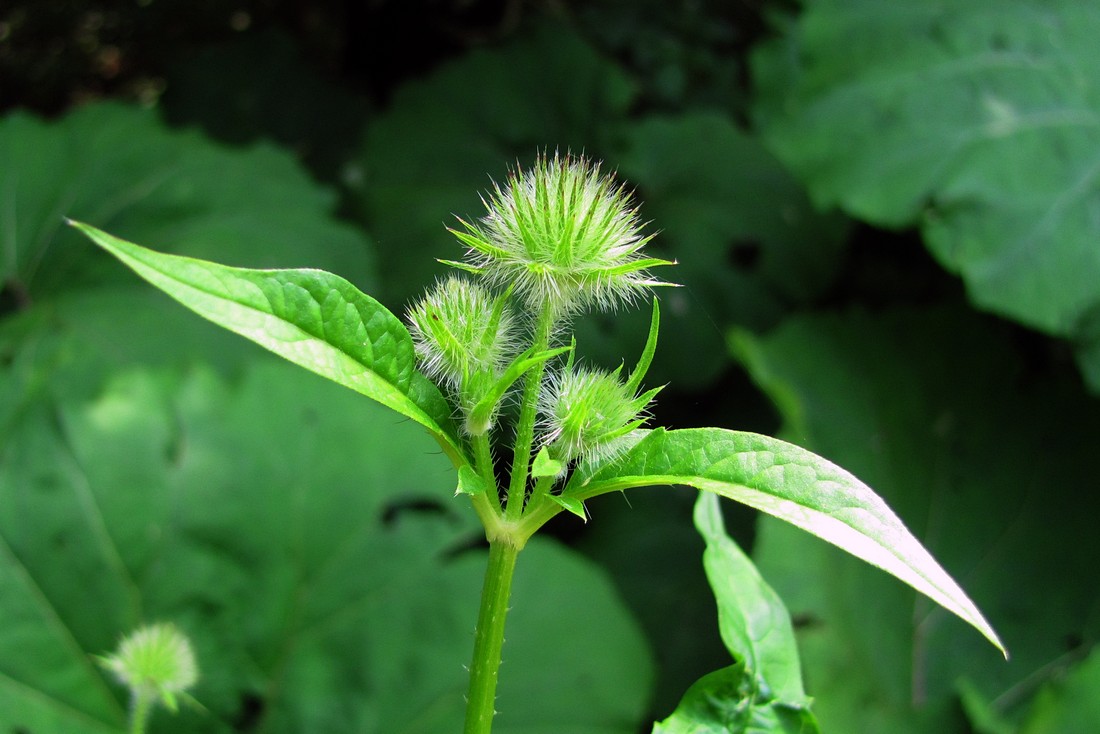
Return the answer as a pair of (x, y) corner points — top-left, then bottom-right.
(2, 1), (1098, 732)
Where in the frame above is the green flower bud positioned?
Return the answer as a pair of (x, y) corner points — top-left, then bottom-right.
(539, 366), (658, 468)
(449, 152), (675, 318)
(99, 623), (198, 714)
(407, 276), (519, 433)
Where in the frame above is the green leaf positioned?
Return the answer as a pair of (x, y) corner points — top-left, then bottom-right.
(1020, 650), (1100, 734)
(496, 539), (654, 734)
(752, 1), (1100, 375)
(693, 492), (812, 708)
(531, 447), (564, 480)
(736, 306), (1100, 733)
(69, 221), (464, 465)
(651, 493), (819, 734)
(564, 427), (1005, 656)
(456, 465), (489, 497)
(0, 102), (372, 302)
(548, 494), (587, 521)
(957, 679), (1014, 734)
(652, 666), (817, 734)
(0, 359), (653, 733)
(624, 298), (660, 395)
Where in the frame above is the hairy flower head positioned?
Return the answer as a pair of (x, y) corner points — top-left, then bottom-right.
(539, 366), (659, 468)
(407, 276), (520, 433)
(449, 153), (674, 317)
(99, 623), (198, 712)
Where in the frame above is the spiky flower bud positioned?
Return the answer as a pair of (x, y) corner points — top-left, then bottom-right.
(407, 276), (519, 433)
(539, 366), (658, 469)
(449, 152), (674, 318)
(99, 623), (198, 714)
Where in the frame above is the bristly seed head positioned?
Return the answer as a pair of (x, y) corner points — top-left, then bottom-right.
(449, 152), (675, 318)
(407, 276), (520, 433)
(539, 366), (658, 469)
(98, 623), (198, 713)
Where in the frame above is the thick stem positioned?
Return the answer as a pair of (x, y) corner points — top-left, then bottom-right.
(463, 540), (521, 734)
(505, 310), (555, 519)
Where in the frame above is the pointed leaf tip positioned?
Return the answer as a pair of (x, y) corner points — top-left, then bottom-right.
(568, 428), (1007, 656)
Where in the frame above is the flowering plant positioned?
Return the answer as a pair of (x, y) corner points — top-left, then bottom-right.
(72, 153), (1003, 733)
(97, 623), (199, 734)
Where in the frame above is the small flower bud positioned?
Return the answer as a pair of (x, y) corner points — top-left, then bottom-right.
(450, 152), (675, 318)
(407, 276), (519, 432)
(99, 623), (198, 713)
(539, 366), (657, 468)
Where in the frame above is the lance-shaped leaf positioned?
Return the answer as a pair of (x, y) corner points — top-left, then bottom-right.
(564, 427), (1006, 656)
(70, 221), (464, 465)
(624, 298), (660, 395)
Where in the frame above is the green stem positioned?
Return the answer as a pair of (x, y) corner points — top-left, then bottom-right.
(527, 474), (555, 513)
(130, 688), (153, 734)
(463, 540), (521, 734)
(472, 433), (502, 516)
(504, 310), (555, 519)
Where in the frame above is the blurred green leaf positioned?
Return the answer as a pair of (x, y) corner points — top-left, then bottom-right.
(495, 537), (654, 734)
(605, 112), (849, 387)
(0, 357), (652, 733)
(564, 427), (1004, 656)
(70, 222), (463, 465)
(356, 22), (636, 306)
(651, 493), (819, 734)
(0, 102), (373, 302)
(752, 1), (1100, 382)
(573, 489), (732, 719)
(735, 306), (1100, 733)
(957, 678), (1014, 734)
(1020, 651), (1100, 734)
(576, 0), (746, 114)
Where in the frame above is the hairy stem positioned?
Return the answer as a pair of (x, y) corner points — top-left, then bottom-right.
(472, 432), (502, 515)
(463, 540), (521, 734)
(504, 309), (555, 519)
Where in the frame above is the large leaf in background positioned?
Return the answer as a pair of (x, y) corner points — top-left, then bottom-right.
(575, 0), (747, 114)
(751, 1), (1100, 386)
(601, 112), (848, 387)
(562, 428), (1004, 656)
(651, 492), (818, 734)
(0, 102), (372, 302)
(733, 306), (1100, 733)
(71, 222), (462, 464)
(0, 358), (652, 733)
(1019, 651), (1100, 734)
(355, 21), (636, 307)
